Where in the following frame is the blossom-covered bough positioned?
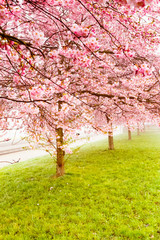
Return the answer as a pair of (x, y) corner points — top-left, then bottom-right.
(0, 0), (160, 176)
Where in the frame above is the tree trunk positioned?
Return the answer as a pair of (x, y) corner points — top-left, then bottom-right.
(56, 127), (65, 177)
(143, 123), (145, 132)
(128, 128), (131, 140)
(106, 119), (114, 150)
(108, 130), (114, 150)
(108, 122), (114, 150)
(55, 99), (65, 178)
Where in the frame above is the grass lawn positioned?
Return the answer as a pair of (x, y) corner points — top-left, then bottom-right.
(0, 129), (160, 239)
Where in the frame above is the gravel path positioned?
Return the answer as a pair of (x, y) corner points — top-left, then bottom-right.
(0, 149), (48, 169)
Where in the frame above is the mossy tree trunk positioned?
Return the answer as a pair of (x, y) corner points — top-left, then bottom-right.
(55, 99), (65, 178)
(56, 126), (65, 177)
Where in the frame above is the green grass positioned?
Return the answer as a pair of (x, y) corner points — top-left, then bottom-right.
(0, 130), (160, 239)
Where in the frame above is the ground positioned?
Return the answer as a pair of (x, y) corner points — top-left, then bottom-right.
(0, 129), (160, 239)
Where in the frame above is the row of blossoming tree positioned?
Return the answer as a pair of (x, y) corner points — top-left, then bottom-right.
(0, 0), (160, 177)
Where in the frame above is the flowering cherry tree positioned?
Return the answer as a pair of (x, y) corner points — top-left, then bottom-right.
(0, 0), (160, 176)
